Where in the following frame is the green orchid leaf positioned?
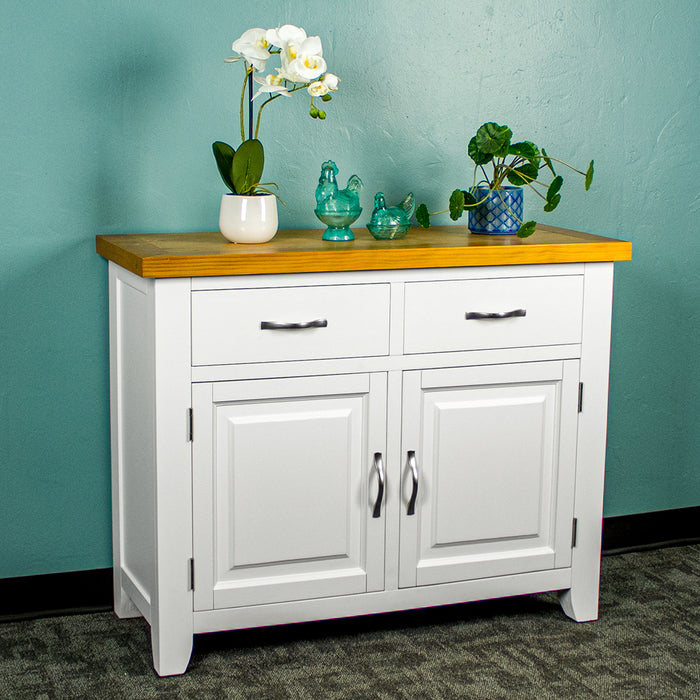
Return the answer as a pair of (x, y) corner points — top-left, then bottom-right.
(467, 136), (492, 165)
(541, 148), (557, 177)
(585, 160), (594, 190)
(212, 141), (236, 193)
(476, 122), (512, 157)
(415, 203), (431, 228)
(516, 220), (537, 238)
(232, 138), (264, 195)
(543, 194), (561, 212)
(509, 141), (540, 167)
(462, 190), (478, 207)
(506, 163), (538, 186)
(449, 189), (465, 220)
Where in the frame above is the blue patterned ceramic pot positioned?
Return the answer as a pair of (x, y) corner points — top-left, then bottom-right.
(468, 187), (523, 235)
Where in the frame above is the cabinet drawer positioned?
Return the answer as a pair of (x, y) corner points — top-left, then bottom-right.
(404, 275), (583, 354)
(192, 284), (390, 365)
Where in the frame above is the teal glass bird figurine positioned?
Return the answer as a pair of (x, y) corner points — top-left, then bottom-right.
(314, 160), (363, 241)
(367, 191), (415, 239)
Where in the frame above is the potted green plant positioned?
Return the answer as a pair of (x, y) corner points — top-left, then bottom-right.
(214, 25), (340, 243)
(415, 122), (594, 238)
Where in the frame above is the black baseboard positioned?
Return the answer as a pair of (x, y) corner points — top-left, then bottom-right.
(601, 505), (700, 555)
(0, 567), (113, 621)
(2, 507), (698, 622)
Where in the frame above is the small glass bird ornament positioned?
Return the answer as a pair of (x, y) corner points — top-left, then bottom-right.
(366, 191), (415, 240)
(314, 160), (363, 241)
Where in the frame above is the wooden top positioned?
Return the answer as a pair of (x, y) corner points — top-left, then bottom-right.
(96, 225), (632, 278)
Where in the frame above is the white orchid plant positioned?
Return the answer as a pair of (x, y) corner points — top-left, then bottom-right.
(213, 24), (340, 196)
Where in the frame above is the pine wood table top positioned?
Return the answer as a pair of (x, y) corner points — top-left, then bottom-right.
(96, 225), (632, 278)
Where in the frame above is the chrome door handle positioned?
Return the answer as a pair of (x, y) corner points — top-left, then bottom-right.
(372, 452), (385, 518)
(406, 450), (418, 516)
(465, 309), (526, 320)
(260, 319), (328, 330)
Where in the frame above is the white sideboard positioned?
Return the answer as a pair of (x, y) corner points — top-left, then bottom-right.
(97, 226), (631, 675)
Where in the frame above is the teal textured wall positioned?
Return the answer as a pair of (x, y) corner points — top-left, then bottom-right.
(1, 1), (698, 578)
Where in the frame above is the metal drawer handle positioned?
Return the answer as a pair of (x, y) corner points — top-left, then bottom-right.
(372, 453), (385, 518)
(406, 450), (418, 516)
(465, 309), (526, 320)
(260, 319), (328, 330)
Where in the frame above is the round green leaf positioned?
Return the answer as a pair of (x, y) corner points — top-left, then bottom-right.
(467, 136), (491, 165)
(449, 189), (465, 220)
(462, 190), (478, 207)
(509, 141), (540, 167)
(543, 194), (561, 212)
(541, 148), (557, 177)
(516, 220), (537, 238)
(415, 203), (431, 228)
(475, 122), (512, 157)
(506, 163), (538, 186)
(546, 175), (564, 201)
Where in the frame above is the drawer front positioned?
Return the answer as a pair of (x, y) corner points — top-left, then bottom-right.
(404, 275), (584, 354)
(192, 284), (390, 365)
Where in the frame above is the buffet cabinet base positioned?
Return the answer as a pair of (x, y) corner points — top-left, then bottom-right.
(108, 258), (616, 676)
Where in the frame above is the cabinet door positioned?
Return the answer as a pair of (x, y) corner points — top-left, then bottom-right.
(193, 373), (386, 610)
(399, 361), (578, 588)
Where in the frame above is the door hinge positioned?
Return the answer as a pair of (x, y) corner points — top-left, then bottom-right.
(187, 408), (193, 442)
(571, 518), (578, 548)
(578, 383), (584, 413)
(188, 558), (195, 591)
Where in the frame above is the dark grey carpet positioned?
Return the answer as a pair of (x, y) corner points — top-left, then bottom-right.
(1, 545), (698, 699)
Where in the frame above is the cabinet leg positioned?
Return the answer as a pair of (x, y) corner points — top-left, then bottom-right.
(559, 586), (598, 622)
(559, 262), (613, 624)
(558, 558), (601, 623)
(150, 623), (194, 677)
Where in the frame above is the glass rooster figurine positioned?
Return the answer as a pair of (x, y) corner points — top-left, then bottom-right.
(314, 160), (363, 241)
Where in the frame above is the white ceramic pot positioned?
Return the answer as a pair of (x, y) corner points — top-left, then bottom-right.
(219, 193), (278, 244)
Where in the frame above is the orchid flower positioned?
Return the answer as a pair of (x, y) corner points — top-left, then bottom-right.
(321, 73), (340, 91)
(265, 24), (308, 53)
(267, 26), (326, 83)
(230, 28), (270, 72)
(283, 35), (326, 82)
(308, 72), (340, 96)
(286, 52), (327, 83)
(253, 72), (291, 99)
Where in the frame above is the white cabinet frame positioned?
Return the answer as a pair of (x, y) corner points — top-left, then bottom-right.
(108, 260), (616, 676)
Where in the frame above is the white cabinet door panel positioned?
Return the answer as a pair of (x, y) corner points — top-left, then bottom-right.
(429, 384), (552, 545)
(220, 398), (360, 569)
(399, 361), (578, 588)
(193, 373), (386, 609)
